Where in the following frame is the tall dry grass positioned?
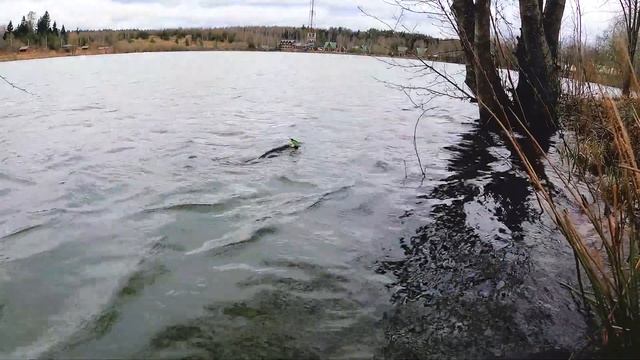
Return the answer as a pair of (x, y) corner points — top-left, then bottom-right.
(556, 96), (640, 353)
(495, 53), (640, 356)
(484, 90), (639, 355)
(467, 3), (639, 353)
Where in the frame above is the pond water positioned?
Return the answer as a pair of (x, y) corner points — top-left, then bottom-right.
(0, 52), (587, 358)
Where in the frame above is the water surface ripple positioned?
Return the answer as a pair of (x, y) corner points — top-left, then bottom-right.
(0, 52), (585, 359)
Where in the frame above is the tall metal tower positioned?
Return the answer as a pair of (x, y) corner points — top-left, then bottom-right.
(306, 0), (317, 47)
(308, 0), (315, 30)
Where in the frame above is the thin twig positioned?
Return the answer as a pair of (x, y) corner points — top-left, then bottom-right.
(0, 74), (35, 95)
(412, 55), (476, 101)
(413, 109), (429, 179)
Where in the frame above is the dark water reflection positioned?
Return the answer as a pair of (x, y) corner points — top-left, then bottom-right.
(379, 121), (587, 359)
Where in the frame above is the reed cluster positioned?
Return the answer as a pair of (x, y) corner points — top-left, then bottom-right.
(505, 89), (640, 355)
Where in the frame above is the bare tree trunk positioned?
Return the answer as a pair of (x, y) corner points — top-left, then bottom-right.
(515, 0), (562, 134)
(542, 0), (566, 60)
(623, 37), (638, 96)
(619, 0), (640, 96)
(474, 0), (510, 120)
(402, 0), (566, 138)
(448, 0), (565, 133)
(451, 0), (477, 95)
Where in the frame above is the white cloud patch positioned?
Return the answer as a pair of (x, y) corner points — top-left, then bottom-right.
(0, 0), (618, 39)
(0, 0), (423, 31)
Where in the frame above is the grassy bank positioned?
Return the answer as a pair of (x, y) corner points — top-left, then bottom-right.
(0, 38), (429, 64)
(528, 95), (640, 356)
(0, 46), (422, 64)
(0, 24), (465, 64)
(0, 36), (270, 62)
(561, 97), (640, 176)
(0, 48), (110, 62)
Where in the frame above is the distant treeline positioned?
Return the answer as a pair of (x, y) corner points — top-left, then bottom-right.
(2, 11), (69, 49)
(0, 11), (464, 60)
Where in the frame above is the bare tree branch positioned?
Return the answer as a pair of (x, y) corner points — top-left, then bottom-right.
(359, 3), (476, 102)
(0, 74), (34, 95)
(403, 89), (437, 179)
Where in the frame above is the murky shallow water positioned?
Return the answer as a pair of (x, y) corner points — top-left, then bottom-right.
(0, 52), (587, 358)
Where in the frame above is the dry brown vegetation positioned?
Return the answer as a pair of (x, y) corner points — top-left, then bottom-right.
(553, 95), (640, 354)
(0, 26), (465, 63)
(478, 90), (640, 355)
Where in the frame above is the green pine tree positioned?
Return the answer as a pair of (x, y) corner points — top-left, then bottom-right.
(36, 11), (51, 36)
(60, 25), (68, 44)
(15, 16), (29, 39)
(4, 20), (13, 46)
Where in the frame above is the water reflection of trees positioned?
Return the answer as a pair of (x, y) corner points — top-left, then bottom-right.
(378, 121), (583, 358)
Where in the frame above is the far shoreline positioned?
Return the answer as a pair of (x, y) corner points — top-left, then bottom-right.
(0, 48), (433, 64)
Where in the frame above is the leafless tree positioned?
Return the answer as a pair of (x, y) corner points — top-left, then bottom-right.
(383, 0), (566, 139)
(618, 0), (640, 95)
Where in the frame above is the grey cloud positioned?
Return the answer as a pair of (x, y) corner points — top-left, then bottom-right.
(0, 0), (616, 36)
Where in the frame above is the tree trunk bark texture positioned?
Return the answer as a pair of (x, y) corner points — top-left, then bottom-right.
(515, 0), (563, 135)
(621, 0), (640, 96)
(449, 0), (566, 138)
(451, 0), (477, 95)
(623, 35), (638, 96)
(474, 0), (510, 120)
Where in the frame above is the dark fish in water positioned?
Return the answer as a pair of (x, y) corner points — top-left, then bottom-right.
(259, 144), (292, 159)
(256, 139), (301, 160)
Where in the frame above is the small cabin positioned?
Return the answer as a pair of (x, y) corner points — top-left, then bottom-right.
(81, 45), (89, 50)
(18, 46), (29, 52)
(397, 46), (408, 56)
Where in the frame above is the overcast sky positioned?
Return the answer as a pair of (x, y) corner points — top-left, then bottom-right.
(0, 0), (620, 39)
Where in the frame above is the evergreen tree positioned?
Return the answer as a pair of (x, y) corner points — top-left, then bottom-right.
(2, 21), (12, 40)
(15, 16), (29, 38)
(36, 11), (51, 36)
(52, 21), (58, 36)
(60, 25), (68, 44)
